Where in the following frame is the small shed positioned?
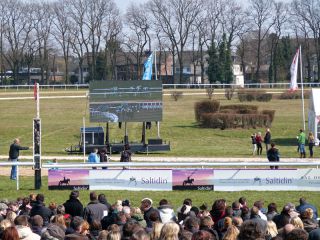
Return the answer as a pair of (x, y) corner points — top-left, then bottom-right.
(308, 88), (320, 145)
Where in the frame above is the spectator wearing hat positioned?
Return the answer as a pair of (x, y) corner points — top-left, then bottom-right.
(63, 191), (84, 218)
(140, 198), (160, 229)
(84, 192), (109, 225)
(296, 197), (318, 220)
(0, 203), (8, 221)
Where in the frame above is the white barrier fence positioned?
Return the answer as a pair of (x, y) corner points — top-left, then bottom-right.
(1, 82), (320, 91)
(3, 161), (320, 190)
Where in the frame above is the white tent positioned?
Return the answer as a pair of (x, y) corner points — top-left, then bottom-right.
(308, 88), (320, 145)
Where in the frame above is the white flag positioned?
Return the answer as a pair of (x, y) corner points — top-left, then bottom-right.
(290, 48), (299, 91)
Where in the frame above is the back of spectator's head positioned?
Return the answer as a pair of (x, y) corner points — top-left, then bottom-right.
(90, 219), (102, 231)
(131, 229), (150, 240)
(254, 200), (264, 210)
(302, 208), (313, 219)
(70, 216), (84, 231)
(211, 199), (226, 211)
(225, 206), (233, 217)
(149, 210), (160, 222)
(98, 193), (106, 203)
(57, 204), (65, 215)
(266, 220), (278, 238)
(6, 211), (17, 223)
(31, 215), (43, 227)
(283, 223), (295, 236)
(250, 206), (260, 217)
(232, 217), (243, 228)
(159, 222), (180, 240)
(222, 225), (239, 240)
(238, 219), (267, 240)
(159, 199), (168, 206)
(98, 230), (108, 240)
(122, 199), (130, 207)
(107, 230), (121, 240)
(199, 203), (208, 211)
(190, 206), (199, 217)
(267, 202), (277, 213)
(2, 226), (19, 240)
(239, 197), (246, 206)
(36, 193), (45, 203)
(70, 191), (79, 200)
(200, 216), (214, 228)
(299, 197), (307, 205)
(223, 217), (233, 230)
(285, 228), (308, 240)
(122, 220), (141, 238)
(191, 230), (213, 240)
(232, 201), (240, 210)
(0, 219), (12, 231)
(49, 202), (57, 211)
(183, 198), (192, 206)
(14, 215), (29, 226)
(51, 214), (66, 227)
(150, 222), (163, 240)
(184, 216), (200, 231)
(290, 216), (304, 229)
(90, 192), (98, 201)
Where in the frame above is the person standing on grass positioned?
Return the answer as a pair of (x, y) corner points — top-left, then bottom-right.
(251, 133), (257, 155)
(298, 129), (306, 158)
(308, 132), (315, 158)
(87, 148), (100, 169)
(264, 128), (271, 151)
(255, 132), (263, 155)
(267, 143), (280, 169)
(120, 144), (132, 169)
(8, 138), (31, 180)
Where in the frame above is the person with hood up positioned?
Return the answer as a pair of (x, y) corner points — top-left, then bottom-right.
(157, 199), (177, 224)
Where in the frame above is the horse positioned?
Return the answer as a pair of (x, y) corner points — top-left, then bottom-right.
(183, 178), (194, 186)
(59, 178), (70, 186)
(129, 177), (137, 186)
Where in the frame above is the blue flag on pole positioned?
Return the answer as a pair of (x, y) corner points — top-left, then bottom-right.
(142, 52), (153, 80)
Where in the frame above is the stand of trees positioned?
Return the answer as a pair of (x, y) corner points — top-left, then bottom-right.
(0, 0), (319, 85)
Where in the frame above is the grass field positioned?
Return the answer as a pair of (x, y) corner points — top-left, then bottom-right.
(0, 89), (313, 157)
(0, 89), (318, 211)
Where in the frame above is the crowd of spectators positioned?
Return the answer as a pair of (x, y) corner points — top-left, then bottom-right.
(0, 192), (318, 240)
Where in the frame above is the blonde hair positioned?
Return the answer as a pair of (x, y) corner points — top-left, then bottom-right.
(223, 217), (233, 230)
(150, 222), (164, 240)
(159, 222), (180, 240)
(6, 211), (17, 223)
(290, 216), (304, 229)
(98, 230), (109, 240)
(0, 219), (13, 231)
(51, 214), (66, 227)
(80, 220), (90, 234)
(222, 225), (239, 240)
(302, 208), (314, 219)
(267, 221), (278, 237)
(131, 207), (142, 215)
(107, 231), (121, 240)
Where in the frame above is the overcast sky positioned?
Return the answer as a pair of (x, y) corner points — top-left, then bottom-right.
(116, 0), (148, 13)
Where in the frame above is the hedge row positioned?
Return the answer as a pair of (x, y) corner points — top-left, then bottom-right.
(194, 100), (220, 122)
(238, 90), (273, 102)
(278, 91), (310, 99)
(200, 113), (270, 129)
(220, 104), (258, 114)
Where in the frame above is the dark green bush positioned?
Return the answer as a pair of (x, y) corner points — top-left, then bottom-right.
(194, 100), (220, 122)
(220, 104), (258, 113)
(238, 90), (273, 102)
(279, 91), (310, 99)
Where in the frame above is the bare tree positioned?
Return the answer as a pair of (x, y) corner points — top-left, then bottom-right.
(52, 0), (73, 84)
(124, 3), (152, 80)
(32, 1), (54, 84)
(247, 0), (276, 82)
(2, 0), (34, 84)
(291, 0), (320, 82)
(148, 0), (204, 84)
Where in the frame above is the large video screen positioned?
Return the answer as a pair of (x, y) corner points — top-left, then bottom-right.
(89, 80), (162, 122)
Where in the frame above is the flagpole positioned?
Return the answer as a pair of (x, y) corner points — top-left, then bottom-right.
(155, 49), (158, 80)
(36, 83), (40, 119)
(299, 45), (306, 131)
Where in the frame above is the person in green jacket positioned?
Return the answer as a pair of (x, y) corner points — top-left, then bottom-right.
(298, 129), (306, 158)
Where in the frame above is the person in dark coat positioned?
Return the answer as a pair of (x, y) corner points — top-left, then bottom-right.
(63, 191), (84, 218)
(267, 143), (280, 169)
(29, 194), (53, 226)
(83, 192), (108, 225)
(140, 198), (160, 229)
(8, 138), (31, 180)
(98, 194), (111, 211)
(264, 128), (271, 151)
(296, 197), (318, 219)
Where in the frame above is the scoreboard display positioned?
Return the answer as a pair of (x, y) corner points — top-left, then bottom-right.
(89, 80), (162, 122)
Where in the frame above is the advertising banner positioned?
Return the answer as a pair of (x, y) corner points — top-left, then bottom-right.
(89, 169), (172, 191)
(48, 169), (89, 190)
(212, 168), (320, 191)
(172, 169), (214, 190)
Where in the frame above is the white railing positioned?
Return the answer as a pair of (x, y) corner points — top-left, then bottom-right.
(0, 162), (34, 190)
(41, 161), (320, 169)
(1, 82), (320, 91)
